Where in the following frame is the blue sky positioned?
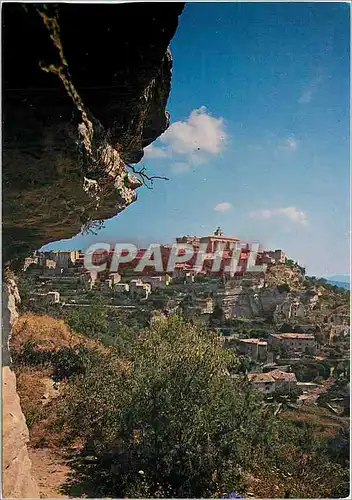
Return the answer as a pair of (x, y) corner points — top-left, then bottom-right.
(43, 2), (350, 278)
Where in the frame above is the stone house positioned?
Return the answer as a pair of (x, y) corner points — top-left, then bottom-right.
(141, 274), (172, 288)
(248, 369), (297, 394)
(44, 258), (57, 270)
(129, 279), (151, 299)
(248, 372), (276, 394)
(269, 333), (317, 355)
(184, 296), (214, 317)
(274, 297), (307, 323)
(47, 250), (79, 268)
(257, 249), (285, 265)
(237, 338), (268, 362)
(268, 370), (297, 392)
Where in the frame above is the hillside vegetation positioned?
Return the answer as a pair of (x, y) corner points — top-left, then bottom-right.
(11, 311), (349, 498)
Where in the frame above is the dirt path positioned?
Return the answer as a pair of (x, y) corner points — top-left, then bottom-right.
(28, 447), (71, 498)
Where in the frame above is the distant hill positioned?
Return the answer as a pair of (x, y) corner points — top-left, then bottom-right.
(325, 280), (350, 290)
(324, 275), (350, 290)
(325, 274), (350, 283)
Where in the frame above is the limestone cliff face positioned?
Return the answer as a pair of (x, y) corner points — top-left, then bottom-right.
(3, 2), (184, 266)
(2, 367), (40, 499)
(2, 280), (40, 499)
(219, 285), (287, 320)
(2, 3), (183, 497)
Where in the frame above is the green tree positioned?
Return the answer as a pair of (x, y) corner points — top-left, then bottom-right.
(60, 316), (270, 498)
(64, 297), (108, 339)
(210, 304), (224, 326)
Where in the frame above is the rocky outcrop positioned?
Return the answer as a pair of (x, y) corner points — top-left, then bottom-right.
(2, 367), (40, 499)
(2, 3), (183, 497)
(2, 279), (40, 498)
(218, 285), (287, 319)
(3, 3), (184, 266)
(2, 277), (21, 366)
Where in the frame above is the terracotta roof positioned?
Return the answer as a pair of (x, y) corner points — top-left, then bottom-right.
(248, 373), (275, 383)
(268, 370), (297, 382)
(272, 333), (315, 340)
(248, 370), (297, 384)
(239, 338), (268, 345)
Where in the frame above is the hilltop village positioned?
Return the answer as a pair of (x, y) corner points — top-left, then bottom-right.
(19, 228), (350, 403)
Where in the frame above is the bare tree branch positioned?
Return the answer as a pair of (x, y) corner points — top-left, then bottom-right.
(126, 163), (169, 189)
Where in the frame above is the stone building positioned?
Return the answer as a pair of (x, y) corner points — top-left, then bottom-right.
(248, 369), (297, 394)
(269, 333), (317, 355)
(141, 274), (172, 288)
(237, 338), (268, 362)
(129, 279), (152, 299)
(46, 250), (80, 268)
(115, 283), (130, 293)
(247, 372), (276, 394)
(23, 256), (39, 271)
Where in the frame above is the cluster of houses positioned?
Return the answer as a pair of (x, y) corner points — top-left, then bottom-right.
(26, 228), (286, 280)
(22, 234), (348, 403)
(234, 332), (318, 395)
(234, 332), (317, 362)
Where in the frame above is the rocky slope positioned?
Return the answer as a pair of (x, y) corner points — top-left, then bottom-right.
(217, 266), (349, 343)
(2, 3), (184, 497)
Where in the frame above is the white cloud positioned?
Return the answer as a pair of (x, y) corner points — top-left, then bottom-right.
(215, 202), (233, 213)
(171, 162), (191, 174)
(143, 143), (168, 159)
(143, 107), (227, 173)
(159, 106), (226, 162)
(279, 206), (308, 225)
(250, 206), (308, 225)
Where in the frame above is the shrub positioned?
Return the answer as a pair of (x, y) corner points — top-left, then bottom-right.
(64, 297), (108, 339)
(12, 340), (51, 366)
(51, 345), (100, 381)
(12, 340), (100, 381)
(59, 316), (271, 498)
